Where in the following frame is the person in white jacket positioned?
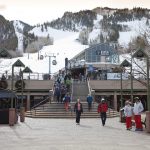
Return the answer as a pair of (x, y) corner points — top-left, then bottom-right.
(124, 100), (133, 130)
(133, 97), (144, 131)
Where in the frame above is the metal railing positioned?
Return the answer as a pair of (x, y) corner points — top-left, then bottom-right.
(0, 72), (55, 81)
(87, 79), (91, 95)
(31, 97), (49, 110)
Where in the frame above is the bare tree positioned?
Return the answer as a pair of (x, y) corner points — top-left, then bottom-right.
(121, 50), (148, 87)
(25, 36), (54, 53)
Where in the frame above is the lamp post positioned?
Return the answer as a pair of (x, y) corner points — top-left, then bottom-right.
(21, 67), (33, 114)
(9, 64), (15, 126)
(130, 55), (133, 103)
(11, 64), (14, 108)
(119, 59), (132, 123)
(65, 57), (68, 74)
(9, 59), (25, 126)
(120, 67), (123, 107)
(132, 48), (150, 132)
(120, 59), (132, 107)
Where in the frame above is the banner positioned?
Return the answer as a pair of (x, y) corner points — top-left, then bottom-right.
(107, 73), (128, 80)
(88, 65), (94, 72)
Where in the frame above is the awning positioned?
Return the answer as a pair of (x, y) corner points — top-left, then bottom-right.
(0, 89), (17, 99)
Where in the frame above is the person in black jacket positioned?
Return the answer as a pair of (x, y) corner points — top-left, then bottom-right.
(74, 99), (83, 125)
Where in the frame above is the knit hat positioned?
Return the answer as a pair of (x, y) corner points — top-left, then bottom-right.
(101, 98), (105, 101)
(134, 97), (139, 101)
(125, 100), (128, 104)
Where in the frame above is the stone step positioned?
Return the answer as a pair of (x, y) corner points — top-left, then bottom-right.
(26, 114), (118, 118)
(33, 104), (99, 110)
(25, 110), (119, 118)
(33, 107), (99, 111)
(26, 110), (118, 114)
(26, 114), (119, 118)
(72, 82), (89, 102)
(29, 109), (116, 113)
(26, 101), (119, 118)
(32, 105), (99, 109)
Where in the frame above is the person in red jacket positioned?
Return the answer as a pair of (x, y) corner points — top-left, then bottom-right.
(97, 98), (108, 126)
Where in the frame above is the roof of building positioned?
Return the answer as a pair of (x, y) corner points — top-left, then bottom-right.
(70, 43), (118, 61)
(0, 49), (12, 58)
(0, 89), (17, 99)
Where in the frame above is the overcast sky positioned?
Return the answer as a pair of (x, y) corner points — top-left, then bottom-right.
(0, 0), (150, 25)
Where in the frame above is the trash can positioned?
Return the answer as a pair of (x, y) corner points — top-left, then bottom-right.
(120, 108), (126, 123)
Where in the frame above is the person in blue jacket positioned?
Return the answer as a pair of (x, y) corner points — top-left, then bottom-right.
(87, 94), (93, 112)
(63, 93), (71, 111)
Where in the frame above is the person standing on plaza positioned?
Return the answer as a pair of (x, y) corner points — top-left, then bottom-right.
(133, 97), (144, 131)
(97, 98), (108, 126)
(74, 99), (83, 125)
(124, 100), (133, 130)
(86, 94), (93, 111)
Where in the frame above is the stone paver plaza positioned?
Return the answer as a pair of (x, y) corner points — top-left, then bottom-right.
(0, 117), (150, 150)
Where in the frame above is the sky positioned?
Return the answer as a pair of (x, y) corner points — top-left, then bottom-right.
(0, 0), (150, 25)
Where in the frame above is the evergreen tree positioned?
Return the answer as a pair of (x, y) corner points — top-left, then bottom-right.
(79, 29), (89, 45)
(100, 32), (104, 43)
(146, 19), (149, 26)
(41, 25), (44, 32)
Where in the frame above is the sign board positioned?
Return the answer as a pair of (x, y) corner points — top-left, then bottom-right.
(96, 50), (110, 56)
(88, 65), (94, 72)
(107, 73), (128, 80)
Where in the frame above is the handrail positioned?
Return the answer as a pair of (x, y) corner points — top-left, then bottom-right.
(70, 78), (73, 103)
(31, 97), (49, 110)
(87, 79), (91, 95)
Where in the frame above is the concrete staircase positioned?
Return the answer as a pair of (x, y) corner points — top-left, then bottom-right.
(25, 101), (119, 118)
(72, 81), (89, 102)
(26, 81), (119, 118)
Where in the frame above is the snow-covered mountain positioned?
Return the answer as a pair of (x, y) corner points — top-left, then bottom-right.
(13, 8), (150, 52)
(0, 7), (150, 76)
(0, 26), (86, 76)
(0, 15), (18, 51)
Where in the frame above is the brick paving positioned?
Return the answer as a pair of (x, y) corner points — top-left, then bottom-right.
(0, 117), (150, 150)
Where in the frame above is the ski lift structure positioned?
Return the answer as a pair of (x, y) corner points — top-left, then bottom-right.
(44, 53), (57, 75)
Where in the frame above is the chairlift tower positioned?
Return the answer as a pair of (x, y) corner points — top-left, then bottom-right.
(45, 53), (57, 75)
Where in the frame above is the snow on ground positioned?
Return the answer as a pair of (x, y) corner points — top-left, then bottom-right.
(119, 53), (147, 79)
(118, 31), (138, 47)
(93, 14), (103, 29)
(89, 14), (103, 41)
(30, 26), (77, 41)
(24, 32), (87, 74)
(0, 29), (87, 77)
(118, 18), (149, 46)
(13, 20), (24, 53)
(1, 17), (149, 78)
(89, 17), (149, 47)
